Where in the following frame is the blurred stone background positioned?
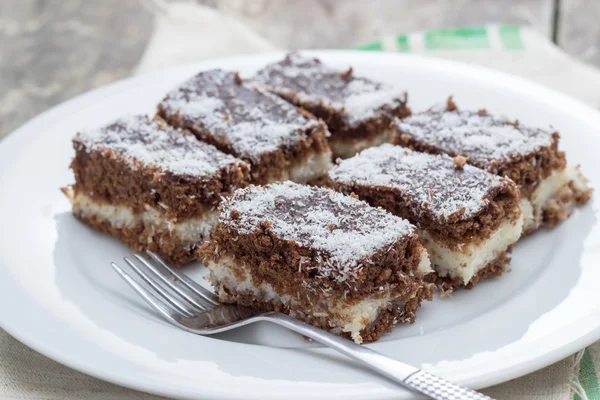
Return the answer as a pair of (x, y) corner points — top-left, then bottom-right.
(0, 0), (598, 137)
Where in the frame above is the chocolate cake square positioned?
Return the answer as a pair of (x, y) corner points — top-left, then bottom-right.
(157, 69), (332, 184)
(253, 53), (411, 159)
(199, 181), (434, 343)
(394, 99), (592, 233)
(328, 144), (523, 292)
(63, 115), (250, 266)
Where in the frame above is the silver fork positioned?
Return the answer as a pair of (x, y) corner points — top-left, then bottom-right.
(111, 251), (493, 400)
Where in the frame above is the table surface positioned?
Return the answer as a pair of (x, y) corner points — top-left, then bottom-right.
(0, 0), (597, 137)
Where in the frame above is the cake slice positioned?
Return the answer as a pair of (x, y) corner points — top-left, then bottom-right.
(253, 53), (411, 159)
(394, 99), (592, 233)
(157, 69), (332, 184)
(63, 115), (250, 266)
(198, 181), (434, 343)
(328, 144), (523, 292)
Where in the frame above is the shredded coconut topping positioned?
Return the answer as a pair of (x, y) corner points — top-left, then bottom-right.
(396, 109), (555, 167)
(329, 144), (511, 221)
(159, 69), (319, 162)
(76, 115), (241, 177)
(254, 52), (407, 125)
(220, 181), (415, 281)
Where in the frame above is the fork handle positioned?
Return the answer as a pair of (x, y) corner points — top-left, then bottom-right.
(259, 313), (493, 400)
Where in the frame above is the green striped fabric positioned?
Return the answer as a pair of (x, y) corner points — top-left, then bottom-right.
(499, 25), (524, 49)
(576, 348), (600, 399)
(425, 26), (489, 49)
(354, 41), (383, 51)
(354, 24), (524, 52)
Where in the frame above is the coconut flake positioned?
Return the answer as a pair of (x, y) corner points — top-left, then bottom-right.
(76, 115), (241, 177)
(396, 109), (555, 167)
(329, 144), (511, 221)
(220, 181), (415, 281)
(159, 69), (319, 162)
(253, 53), (407, 126)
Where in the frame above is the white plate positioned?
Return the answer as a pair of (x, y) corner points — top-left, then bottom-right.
(1, 51), (599, 400)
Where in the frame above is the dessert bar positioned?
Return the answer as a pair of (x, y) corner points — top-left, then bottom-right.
(64, 115), (249, 266)
(199, 181), (434, 343)
(328, 144), (523, 292)
(394, 99), (592, 232)
(158, 69), (332, 184)
(253, 53), (411, 159)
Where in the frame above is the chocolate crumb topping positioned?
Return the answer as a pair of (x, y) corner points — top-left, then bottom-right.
(328, 144), (520, 244)
(393, 100), (566, 196)
(158, 69), (321, 162)
(75, 115), (244, 178)
(219, 181), (416, 282)
(253, 52), (411, 128)
(395, 109), (554, 167)
(329, 144), (513, 222)
(71, 115), (250, 220)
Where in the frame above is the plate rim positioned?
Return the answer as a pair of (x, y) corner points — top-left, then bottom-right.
(1, 49), (600, 399)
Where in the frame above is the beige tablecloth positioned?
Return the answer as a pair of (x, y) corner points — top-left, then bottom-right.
(3, 2), (600, 399)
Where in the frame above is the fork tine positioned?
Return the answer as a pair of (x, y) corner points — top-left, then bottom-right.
(133, 254), (215, 310)
(123, 257), (196, 317)
(110, 262), (192, 330)
(146, 251), (219, 306)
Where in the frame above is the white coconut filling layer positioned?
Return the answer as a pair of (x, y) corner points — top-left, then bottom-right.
(288, 150), (333, 183)
(328, 128), (396, 159)
(67, 190), (218, 245)
(206, 256), (400, 343)
(420, 214), (524, 285)
(521, 165), (590, 232)
(519, 197), (536, 233)
(417, 249), (434, 276)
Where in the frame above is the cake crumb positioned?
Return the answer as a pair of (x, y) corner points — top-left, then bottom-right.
(378, 268), (392, 281)
(446, 96), (458, 111)
(399, 133), (412, 144)
(477, 108), (488, 116)
(453, 155), (467, 169)
(261, 220), (273, 229)
(340, 67), (353, 81)
(233, 72), (243, 85)
(327, 223), (336, 232)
